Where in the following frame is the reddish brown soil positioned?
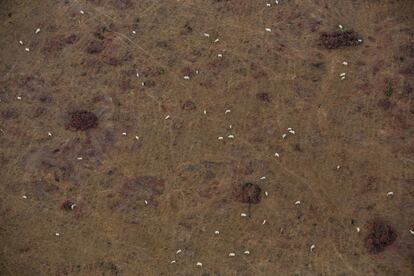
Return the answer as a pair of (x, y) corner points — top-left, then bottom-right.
(365, 220), (397, 254)
(182, 100), (197, 111)
(320, 30), (363, 49)
(234, 182), (262, 204)
(60, 199), (76, 211)
(256, 92), (272, 103)
(68, 110), (98, 131)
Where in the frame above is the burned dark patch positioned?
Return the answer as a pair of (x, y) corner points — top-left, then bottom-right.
(181, 23), (193, 35)
(68, 110), (98, 131)
(256, 92), (272, 103)
(60, 200), (76, 211)
(311, 62), (325, 69)
(319, 30), (363, 49)
(156, 40), (170, 49)
(94, 24), (114, 40)
(293, 143), (302, 151)
(38, 95), (53, 103)
(377, 98), (392, 111)
(365, 220), (397, 254)
(234, 182), (261, 204)
(86, 40), (104, 54)
(182, 100), (196, 111)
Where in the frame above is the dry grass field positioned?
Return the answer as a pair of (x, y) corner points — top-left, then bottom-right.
(0, 0), (413, 275)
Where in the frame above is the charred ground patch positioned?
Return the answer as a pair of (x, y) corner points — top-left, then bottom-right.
(365, 220), (397, 254)
(319, 30), (363, 49)
(67, 110), (98, 131)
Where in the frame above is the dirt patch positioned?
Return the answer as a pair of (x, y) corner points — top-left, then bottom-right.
(182, 100), (196, 111)
(365, 220), (397, 254)
(60, 200), (76, 211)
(67, 110), (98, 131)
(86, 40), (105, 54)
(234, 182), (261, 204)
(320, 30), (363, 49)
(377, 98), (392, 111)
(256, 92), (272, 103)
(180, 23), (193, 35)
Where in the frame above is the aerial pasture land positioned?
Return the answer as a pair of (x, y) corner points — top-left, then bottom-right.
(0, 0), (413, 275)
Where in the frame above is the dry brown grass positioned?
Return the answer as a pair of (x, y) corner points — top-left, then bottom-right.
(0, 0), (413, 275)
